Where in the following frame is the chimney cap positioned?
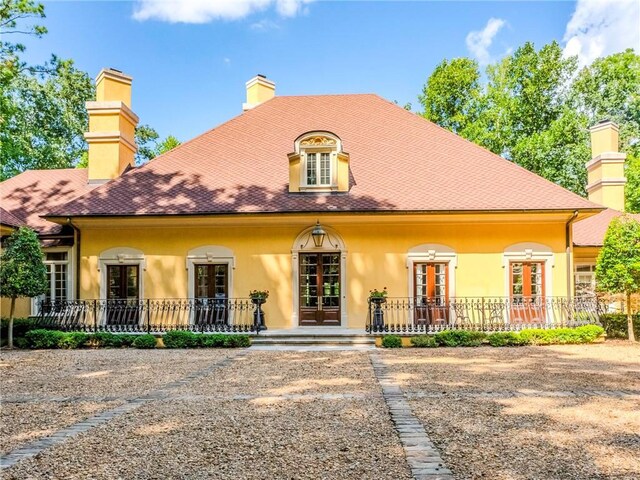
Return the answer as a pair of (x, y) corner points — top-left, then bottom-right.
(97, 68), (133, 85)
(589, 119), (619, 133)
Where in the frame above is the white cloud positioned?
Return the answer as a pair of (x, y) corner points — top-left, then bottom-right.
(250, 18), (281, 31)
(563, 0), (640, 68)
(223, 57), (231, 64)
(465, 18), (507, 65)
(133, 0), (313, 24)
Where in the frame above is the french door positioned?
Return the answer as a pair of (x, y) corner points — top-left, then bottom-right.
(106, 265), (139, 325)
(510, 262), (545, 323)
(194, 264), (229, 325)
(299, 253), (341, 326)
(414, 262), (449, 325)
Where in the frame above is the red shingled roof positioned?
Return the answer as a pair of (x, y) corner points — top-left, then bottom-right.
(0, 207), (25, 228)
(573, 209), (640, 246)
(0, 169), (98, 234)
(42, 95), (601, 217)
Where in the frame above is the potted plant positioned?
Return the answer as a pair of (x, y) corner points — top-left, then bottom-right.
(369, 287), (388, 305)
(249, 289), (269, 305)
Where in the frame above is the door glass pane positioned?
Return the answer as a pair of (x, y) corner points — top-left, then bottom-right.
(322, 254), (340, 307)
(300, 254), (318, 307)
(530, 263), (543, 299)
(126, 266), (138, 299)
(415, 264), (427, 301)
(107, 266), (121, 300)
(214, 265), (227, 298)
(195, 265), (209, 298)
(511, 263), (524, 302)
(434, 263), (446, 305)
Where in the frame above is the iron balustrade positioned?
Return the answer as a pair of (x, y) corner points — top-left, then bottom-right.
(37, 298), (265, 333)
(367, 296), (602, 334)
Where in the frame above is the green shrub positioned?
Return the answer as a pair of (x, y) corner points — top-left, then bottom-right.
(200, 334), (227, 348)
(573, 325), (605, 342)
(410, 335), (437, 348)
(91, 332), (117, 347)
(381, 335), (402, 348)
(13, 337), (28, 349)
(599, 314), (640, 339)
(58, 332), (89, 349)
(1, 317), (42, 341)
(163, 330), (199, 348)
(487, 332), (528, 347)
(519, 326), (606, 345)
(118, 334), (137, 347)
(25, 329), (65, 349)
(434, 330), (487, 347)
(223, 335), (251, 348)
(133, 334), (157, 349)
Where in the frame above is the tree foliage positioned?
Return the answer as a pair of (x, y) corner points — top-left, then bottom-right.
(1, 1), (179, 178)
(1, 57), (94, 179)
(420, 44), (640, 208)
(596, 216), (640, 342)
(133, 125), (181, 165)
(0, 227), (48, 348)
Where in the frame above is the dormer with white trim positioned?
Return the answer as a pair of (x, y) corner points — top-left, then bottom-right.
(288, 131), (350, 193)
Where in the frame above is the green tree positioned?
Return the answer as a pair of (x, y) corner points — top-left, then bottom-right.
(596, 216), (640, 342)
(1, 57), (94, 179)
(419, 43), (640, 200)
(0, 227), (48, 348)
(420, 58), (481, 135)
(134, 126), (181, 164)
(626, 155), (640, 212)
(0, 0), (47, 83)
(156, 135), (181, 155)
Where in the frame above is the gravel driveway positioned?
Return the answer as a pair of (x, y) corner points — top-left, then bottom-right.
(1, 342), (638, 479)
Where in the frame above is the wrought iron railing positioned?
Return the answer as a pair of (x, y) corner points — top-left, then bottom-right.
(37, 298), (266, 333)
(366, 296), (602, 334)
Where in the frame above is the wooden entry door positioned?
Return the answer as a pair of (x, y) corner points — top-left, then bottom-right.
(414, 263), (449, 325)
(299, 253), (341, 326)
(510, 262), (545, 323)
(106, 265), (140, 325)
(194, 264), (229, 325)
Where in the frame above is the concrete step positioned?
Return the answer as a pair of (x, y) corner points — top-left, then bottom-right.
(251, 335), (375, 346)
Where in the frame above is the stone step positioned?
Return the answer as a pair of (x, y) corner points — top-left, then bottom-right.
(251, 335), (375, 346)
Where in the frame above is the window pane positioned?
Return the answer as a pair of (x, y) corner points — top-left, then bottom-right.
(126, 266), (138, 299)
(306, 153), (317, 185)
(45, 264), (53, 301)
(46, 252), (68, 261)
(320, 153), (330, 185)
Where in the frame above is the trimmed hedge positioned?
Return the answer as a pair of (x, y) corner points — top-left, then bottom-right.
(410, 335), (437, 348)
(408, 325), (605, 348)
(25, 329), (65, 349)
(434, 330), (487, 347)
(163, 332), (251, 348)
(163, 330), (200, 348)
(599, 313), (640, 340)
(486, 332), (528, 347)
(381, 335), (402, 348)
(132, 334), (157, 349)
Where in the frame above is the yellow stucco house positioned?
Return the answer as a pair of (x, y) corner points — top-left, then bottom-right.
(1, 68), (634, 333)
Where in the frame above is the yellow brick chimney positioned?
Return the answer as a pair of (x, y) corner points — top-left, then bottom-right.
(85, 68), (138, 182)
(243, 74), (275, 111)
(586, 120), (627, 211)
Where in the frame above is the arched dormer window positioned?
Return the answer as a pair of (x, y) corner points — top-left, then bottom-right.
(288, 131), (349, 193)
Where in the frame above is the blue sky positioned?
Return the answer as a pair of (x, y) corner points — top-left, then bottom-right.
(21, 1), (640, 141)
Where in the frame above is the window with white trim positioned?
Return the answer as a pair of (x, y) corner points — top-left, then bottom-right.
(575, 264), (596, 296)
(304, 151), (332, 186)
(44, 251), (70, 302)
